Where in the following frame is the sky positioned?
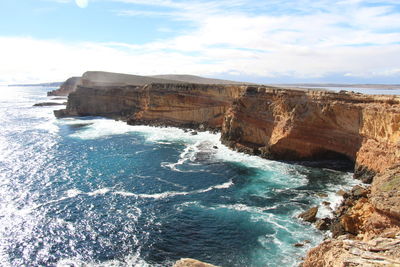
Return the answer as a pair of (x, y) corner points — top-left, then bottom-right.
(0, 0), (399, 84)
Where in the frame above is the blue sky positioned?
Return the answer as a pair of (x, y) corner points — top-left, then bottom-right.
(0, 0), (399, 84)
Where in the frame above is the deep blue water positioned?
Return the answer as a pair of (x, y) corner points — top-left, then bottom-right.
(0, 86), (359, 267)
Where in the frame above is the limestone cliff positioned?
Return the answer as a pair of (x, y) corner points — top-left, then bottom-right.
(55, 83), (245, 130)
(47, 77), (81, 96)
(221, 87), (400, 181)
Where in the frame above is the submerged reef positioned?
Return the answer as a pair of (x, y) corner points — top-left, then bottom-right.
(54, 71), (400, 266)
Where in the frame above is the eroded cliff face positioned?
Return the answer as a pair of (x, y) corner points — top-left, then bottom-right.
(55, 83), (245, 130)
(221, 87), (400, 180)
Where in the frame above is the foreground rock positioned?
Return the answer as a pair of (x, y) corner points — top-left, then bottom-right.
(173, 258), (219, 267)
(298, 207), (318, 222)
(303, 166), (400, 266)
(303, 235), (400, 267)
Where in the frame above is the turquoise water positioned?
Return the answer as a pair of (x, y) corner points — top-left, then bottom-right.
(0, 86), (359, 266)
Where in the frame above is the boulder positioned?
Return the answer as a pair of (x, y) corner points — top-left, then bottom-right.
(299, 206), (318, 222)
(315, 218), (332, 231)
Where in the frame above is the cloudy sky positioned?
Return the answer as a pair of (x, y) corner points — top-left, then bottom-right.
(0, 0), (399, 84)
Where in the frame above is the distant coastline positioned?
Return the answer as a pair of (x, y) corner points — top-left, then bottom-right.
(8, 82), (62, 87)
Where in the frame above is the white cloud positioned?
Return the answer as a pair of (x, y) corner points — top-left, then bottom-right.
(2, 0), (400, 83)
(0, 35), (399, 84)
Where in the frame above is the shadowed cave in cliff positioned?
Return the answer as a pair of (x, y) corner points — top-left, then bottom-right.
(286, 149), (355, 172)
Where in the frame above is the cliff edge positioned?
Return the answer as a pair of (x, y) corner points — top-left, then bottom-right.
(221, 87), (400, 182)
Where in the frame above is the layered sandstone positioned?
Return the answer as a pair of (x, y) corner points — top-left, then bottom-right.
(55, 83), (245, 130)
(221, 87), (400, 181)
(303, 234), (400, 267)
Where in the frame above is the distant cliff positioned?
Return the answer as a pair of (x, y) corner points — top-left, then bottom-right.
(9, 82), (62, 87)
(47, 77), (81, 96)
(47, 71), (249, 97)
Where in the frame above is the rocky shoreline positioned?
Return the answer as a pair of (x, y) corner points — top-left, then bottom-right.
(302, 166), (400, 266)
(53, 71), (400, 267)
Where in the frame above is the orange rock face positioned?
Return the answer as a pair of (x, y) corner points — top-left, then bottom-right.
(221, 87), (400, 180)
(55, 83), (245, 130)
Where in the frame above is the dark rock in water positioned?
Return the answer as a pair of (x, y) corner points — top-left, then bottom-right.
(322, 201), (331, 206)
(51, 97), (67, 100)
(191, 131), (198, 135)
(336, 189), (347, 197)
(33, 102), (65, 107)
(298, 206), (318, 222)
(316, 192), (328, 198)
(294, 242), (305, 247)
(213, 146), (218, 149)
(315, 218), (331, 230)
(69, 123), (93, 129)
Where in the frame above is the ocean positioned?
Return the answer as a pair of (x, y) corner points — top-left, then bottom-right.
(0, 86), (360, 267)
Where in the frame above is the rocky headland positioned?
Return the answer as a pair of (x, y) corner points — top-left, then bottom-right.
(53, 71), (400, 267)
(47, 76), (81, 96)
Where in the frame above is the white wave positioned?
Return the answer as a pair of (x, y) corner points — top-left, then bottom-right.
(138, 191), (189, 199)
(87, 187), (111, 196)
(317, 173), (361, 219)
(37, 119), (59, 134)
(59, 118), (304, 182)
(61, 117), (217, 143)
(62, 118), (137, 139)
(214, 180), (234, 189)
(114, 180), (233, 200)
(66, 188), (83, 198)
(153, 177), (187, 189)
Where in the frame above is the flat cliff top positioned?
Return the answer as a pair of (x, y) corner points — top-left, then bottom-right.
(244, 86), (400, 103)
(80, 71), (251, 87)
(151, 74), (250, 85)
(80, 71), (186, 86)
